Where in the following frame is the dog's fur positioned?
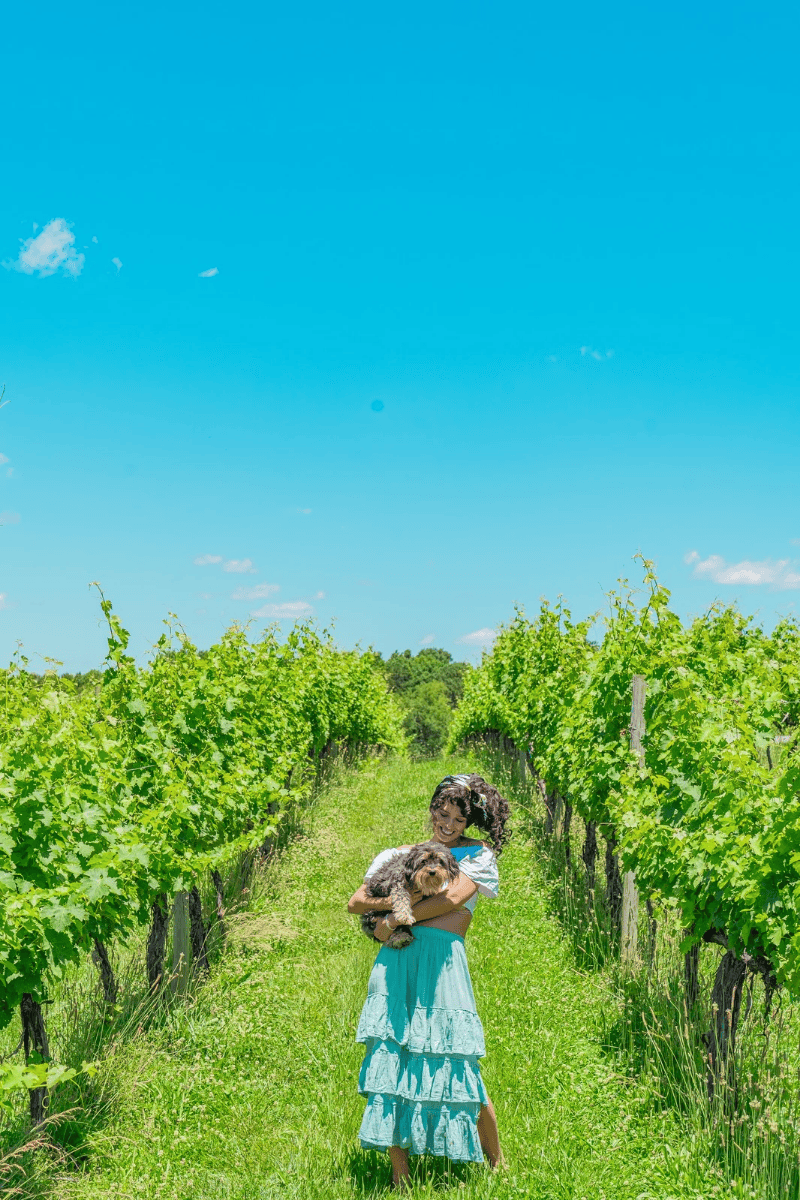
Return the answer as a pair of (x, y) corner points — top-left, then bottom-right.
(360, 841), (461, 949)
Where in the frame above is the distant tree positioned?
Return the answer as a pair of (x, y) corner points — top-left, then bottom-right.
(57, 669), (103, 695)
(1, 667), (104, 696)
(383, 647), (470, 757)
(401, 681), (453, 759)
(384, 648), (468, 707)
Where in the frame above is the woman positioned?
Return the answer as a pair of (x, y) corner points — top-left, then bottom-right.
(347, 773), (510, 1189)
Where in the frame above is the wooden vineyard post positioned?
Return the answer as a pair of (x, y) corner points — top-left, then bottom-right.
(621, 674), (646, 968)
(553, 793), (564, 841)
(171, 891), (191, 996)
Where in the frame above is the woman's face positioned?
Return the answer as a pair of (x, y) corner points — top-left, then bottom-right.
(430, 799), (468, 846)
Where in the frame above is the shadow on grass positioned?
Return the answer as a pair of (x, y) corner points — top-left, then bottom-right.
(341, 1148), (487, 1194)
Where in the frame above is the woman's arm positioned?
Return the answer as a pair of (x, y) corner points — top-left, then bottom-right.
(410, 873), (477, 921)
(347, 883), (395, 914)
(371, 874), (478, 941)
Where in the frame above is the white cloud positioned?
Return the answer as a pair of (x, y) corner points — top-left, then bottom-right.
(5, 218), (85, 278)
(419, 634), (435, 645)
(199, 267), (218, 277)
(581, 346), (614, 360)
(112, 257), (122, 272)
(687, 552), (800, 589)
(0, 511), (20, 526)
(194, 554), (257, 574)
(298, 508), (312, 515)
(251, 600), (315, 620)
(0, 594), (9, 611)
(456, 627), (496, 646)
(223, 558), (256, 574)
(231, 583), (280, 600)
(92, 236), (98, 244)
(314, 590), (325, 599)
(0, 454), (8, 465)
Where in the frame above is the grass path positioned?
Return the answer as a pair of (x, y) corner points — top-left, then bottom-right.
(49, 757), (696, 1200)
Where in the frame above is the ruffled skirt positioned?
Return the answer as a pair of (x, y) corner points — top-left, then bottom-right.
(356, 925), (488, 1163)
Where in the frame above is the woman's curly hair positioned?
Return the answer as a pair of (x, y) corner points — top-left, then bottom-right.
(429, 773), (510, 856)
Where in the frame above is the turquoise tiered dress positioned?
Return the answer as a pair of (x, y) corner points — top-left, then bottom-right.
(356, 843), (499, 1163)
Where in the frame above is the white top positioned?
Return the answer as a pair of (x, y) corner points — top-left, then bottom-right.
(364, 842), (499, 914)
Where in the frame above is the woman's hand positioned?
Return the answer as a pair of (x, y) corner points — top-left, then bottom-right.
(373, 914), (397, 943)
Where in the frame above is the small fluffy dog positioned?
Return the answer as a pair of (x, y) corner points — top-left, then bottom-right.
(360, 841), (461, 949)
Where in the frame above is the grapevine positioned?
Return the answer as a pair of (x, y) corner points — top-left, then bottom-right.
(0, 595), (403, 1118)
(451, 559), (800, 1088)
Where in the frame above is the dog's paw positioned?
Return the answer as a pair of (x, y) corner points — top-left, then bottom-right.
(386, 928), (415, 949)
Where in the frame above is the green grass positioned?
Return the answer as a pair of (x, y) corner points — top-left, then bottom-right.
(15, 756), (741, 1199)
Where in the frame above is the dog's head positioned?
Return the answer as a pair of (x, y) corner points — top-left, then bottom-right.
(404, 841), (461, 896)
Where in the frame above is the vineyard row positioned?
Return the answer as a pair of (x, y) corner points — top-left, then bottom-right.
(450, 559), (800, 1094)
(0, 592), (403, 1120)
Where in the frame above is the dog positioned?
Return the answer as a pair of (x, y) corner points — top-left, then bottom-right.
(360, 841), (461, 949)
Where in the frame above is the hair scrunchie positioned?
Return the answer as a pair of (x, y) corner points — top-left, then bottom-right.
(438, 774), (487, 811)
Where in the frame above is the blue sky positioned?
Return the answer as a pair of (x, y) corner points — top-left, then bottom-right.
(1, 0), (799, 669)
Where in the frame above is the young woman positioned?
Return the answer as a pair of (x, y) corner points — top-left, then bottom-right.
(347, 773), (510, 1189)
